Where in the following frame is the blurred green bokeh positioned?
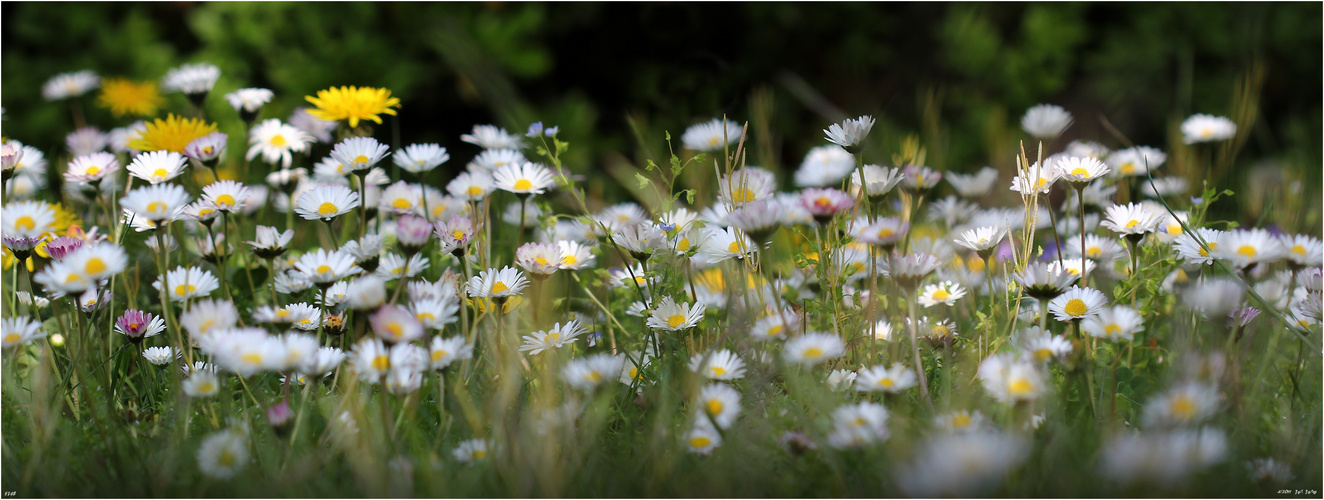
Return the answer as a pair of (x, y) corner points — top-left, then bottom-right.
(3, 2), (1320, 224)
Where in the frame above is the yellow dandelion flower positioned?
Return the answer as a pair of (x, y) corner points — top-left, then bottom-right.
(128, 114), (218, 154)
(97, 78), (164, 118)
(304, 86), (401, 129)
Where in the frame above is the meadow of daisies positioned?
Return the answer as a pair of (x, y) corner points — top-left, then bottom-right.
(1, 63), (1321, 497)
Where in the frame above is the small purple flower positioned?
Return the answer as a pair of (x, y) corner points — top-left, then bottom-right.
(526, 121), (544, 138)
(185, 132), (228, 166)
(267, 399), (295, 437)
(45, 236), (85, 262)
(115, 309), (165, 343)
(544, 126), (559, 137)
(395, 214), (432, 252)
(1229, 306), (1261, 327)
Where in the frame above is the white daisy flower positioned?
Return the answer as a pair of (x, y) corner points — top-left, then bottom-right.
(246, 119), (312, 169)
(461, 124), (524, 149)
(826, 369), (857, 391)
(198, 180), (248, 213)
(447, 168), (494, 201)
(196, 428), (249, 479)
(1140, 176), (1188, 199)
(917, 281), (966, 308)
(1015, 326), (1073, 363)
(224, 88), (273, 114)
(375, 253), (429, 281)
(688, 349), (746, 380)
(410, 296), (459, 330)
(1214, 228), (1287, 270)
(749, 310), (800, 341)
(465, 266), (529, 299)
(330, 137), (390, 173)
(62, 242), (128, 282)
(1280, 234), (1324, 268)
(647, 296), (705, 331)
(977, 352), (1046, 403)
(143, 346), (177, 365)
(783, 332), (846, 366)
(945, 167), (999, 198)
(293, 249), (360, 286)
(1100, 202), (1162, 237)
(1047, 285), (1106, 322)
(393, 143), (449, 173)
(696, 383), (741, 429)
(2, 200), (57, 239)
(183, 370), (220, 398)
(684, 418), (722, 455)
(295, 184), (361, 221)
(179, 299), (238, 340)
(349, 337), (393, 382)
(717, 167), (777, 206)
(1, 317), (45, 349)
(793, 144), (855, 187)
(1107, 146), (1167, 177)
(515, 242), (563, 276)
(162, 62), (220, 95)
(1182, 277), (1245, 320)
(681, 118), (743, 152)
(698, 226), (755, 263)
(469, 148), (526, 171)
(826, 401), (890, 449)
(247, 225), (294, 259)
(1142, 382), (1222, 427)
(561, 353), (625, 392)
(1181, 114), (1237, 144)
(555, 240), (596, 270)
(153, 266), (220, 302)
(428, 335), (473, 371)
(42, 70), (100, 100)
(933, 410), (988, 433)
(1052, 155), (1110, 187)
(519, 320), (586, 354)
(1173, 228), (1226, 265)
(823, 115), (875, 152)
(1047, 257), (1097, 279)
(895, 431), (1029, 497)
(1064, 233), (1125, 263)
(492, 161), (556, 195)
(1009, 161), (1059, 195)
(854, 363), (917, 393)
(451, 438), (491, 465)
(126, 150), (188, 185)
(1082, 305), (1145, 341)
(952, 226), (1007, 255)
(1020, 104), (1072, 139)
(118, 183), (191, 225)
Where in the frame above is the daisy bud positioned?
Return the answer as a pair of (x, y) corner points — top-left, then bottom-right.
(266, 399), (295, 437)
(395, 214), (432, 255)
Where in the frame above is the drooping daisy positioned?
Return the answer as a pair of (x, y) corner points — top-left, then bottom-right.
(696, 383), (742, 429)
(1215, 228), (1288, 270)
(154, 266), (220, 302)
(393, 143), (449, 173)
(561, 353), (625, 392)
(493, 161), (557, 196)
(1181, 114), (1237, 144)
(1021, 104), (1072, 139)
(945, 167), (1000, 198)
(917, 281), (967, 308)
(1047, 285), (1107, 322)
(42, 70), (100, 100)
(305, 86), (401, 129)
(126, 150), (188, 184)
(519, 320), (586, 354)
(854, 363), (917, 393)
(688, 349), (745, 380)
(246, 119), (312, 169)
(1, 317), (45, 349)
(461, 124), (524, 150)
(826, 401), (891, 449)
(1100, 202), (1163, 237)
(647, 296), (705, 331)
(793, 145), (855, 187)
(783, 332), (846, 367)
(465, 266), (529, 299)
(293, 249), (360, 285)
(823, 115), (875, 153)
(681, 118), (743, 152)
(295, 184), (361, 221)
(196, 428), (249, 479)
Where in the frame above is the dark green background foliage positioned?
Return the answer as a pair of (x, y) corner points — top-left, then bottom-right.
(3, 2), (1320, 219)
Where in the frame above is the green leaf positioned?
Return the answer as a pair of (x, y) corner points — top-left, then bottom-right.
(635, 172), (652, 189)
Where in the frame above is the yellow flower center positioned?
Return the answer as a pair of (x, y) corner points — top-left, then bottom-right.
(316, 265), (332, 274)
(1034, 348), (1053, 362)
(767, 325), (784, 337)
(270, 135), (287, 147)
(392, 198), (411, 210)
(86, 166), (101, 176)
(952, 414), (971, 428)
(175, 284), (196, 297)
(1105, 324), (1121, 336)
(730, 188), (755, 203)
(1292, 245), (1306, 255)
(1124, 220), (1139, 229)
(1087, 247), (1101, 258)
(216, 194), (235, 207)
(197, 382), (216, 394)
(4, 333), (20, 344)
(1064, 298), (1088, 317)
(386, 323), (402, 338)
(318, 202), (339, 215)
(147, 201), (166, 214)
(587, 371), (603, 383)
(534, 257), (550, 266)
(153, 168), (169, 179)
(705, 399), (724, 415)
(1008, 378), (1035, 396)
(629, 367), (639, 380)
(667, 314), (687, 328)
(418, 313), (435, 322)
(473, 450), (487, 459)
(451, 230), (467, 241)
(431, 349), (448, 361)
(242, 353), (262, 365)
(545, 332), (560, 344)
(85, 258), (106, 275)
(353, 155), (369, 165)
(514, 179), (533, 191)
(1070, 167), (1089, 177)
(1120, 163), (1135, 174)
(932, 289), (950, 300)
(879, 378), (895, 388)
(561, 255), (578, 266)
(727, 241), (743, 254)
(14, 215), (35, 232)
(218, 450), (235, 467)
(1170, 395), (1196, 420)
(878, 228), (895, 239)
(466, 186), (483, 197)
(689, 436), (712, 449)
(677, 238), (691, 252)
(803, 347), (823, 359)
(710, 366), (726, 377)
(372, 355), (390, 371)
(813, 197), (832, 210)
(491, 282), (509, 294)
(1237, 245), (1257, 258)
